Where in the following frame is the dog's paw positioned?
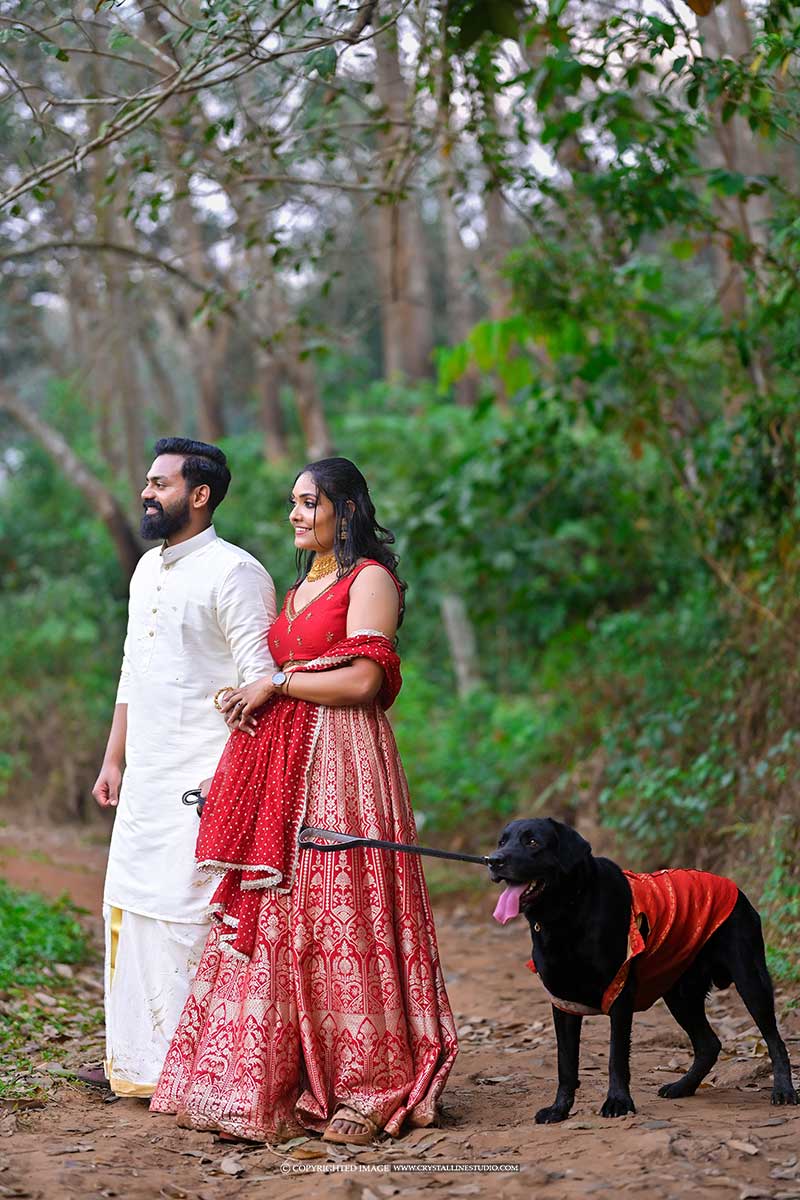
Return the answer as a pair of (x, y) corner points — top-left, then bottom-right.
(771, 1084), (798, 1106)
(658, 1080), (696, 1100)
(600, 1093), (636, 1118)
(535, 1104), (571, 1124)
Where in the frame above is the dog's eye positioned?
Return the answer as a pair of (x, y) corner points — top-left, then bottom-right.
(523, 834), (538, 847)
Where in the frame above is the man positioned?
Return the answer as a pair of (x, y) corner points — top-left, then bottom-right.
(87, 438), (276, 1097)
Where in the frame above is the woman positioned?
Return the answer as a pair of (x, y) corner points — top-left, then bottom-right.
(151, 458), (458, 1144)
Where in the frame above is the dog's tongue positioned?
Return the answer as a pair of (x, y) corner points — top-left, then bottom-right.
(493, 883), (527, 924)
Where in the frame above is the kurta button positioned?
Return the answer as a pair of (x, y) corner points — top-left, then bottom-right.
(152, 608), (157, 613)
(148, 630), (155, 637)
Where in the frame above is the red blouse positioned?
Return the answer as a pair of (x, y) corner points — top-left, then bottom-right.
(267, 559), (402, 668)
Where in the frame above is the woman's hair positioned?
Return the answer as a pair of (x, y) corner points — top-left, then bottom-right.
(293, 457), (406, 623)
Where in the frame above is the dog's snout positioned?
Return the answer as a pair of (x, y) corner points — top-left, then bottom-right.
(487, 852), (506, 869)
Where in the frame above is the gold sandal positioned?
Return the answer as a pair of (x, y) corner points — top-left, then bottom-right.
(322, 1105), (377, 1146)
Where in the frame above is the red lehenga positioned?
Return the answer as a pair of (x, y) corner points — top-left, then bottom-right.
(150, 561), (458, 1140)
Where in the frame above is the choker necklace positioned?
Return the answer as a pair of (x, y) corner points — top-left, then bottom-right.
(306, 551), (338, 583)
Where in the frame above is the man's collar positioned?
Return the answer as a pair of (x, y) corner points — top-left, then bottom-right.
(161, 525), (217, 566)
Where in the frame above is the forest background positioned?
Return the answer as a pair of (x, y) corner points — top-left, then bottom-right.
(0, 0), (799, 983)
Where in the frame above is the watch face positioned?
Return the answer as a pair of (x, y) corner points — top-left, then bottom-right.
(273, 671), (287, 686)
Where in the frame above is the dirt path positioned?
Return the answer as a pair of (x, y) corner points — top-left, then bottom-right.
(1, 827), (799, 1200)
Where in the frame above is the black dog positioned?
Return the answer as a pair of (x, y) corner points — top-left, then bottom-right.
(488, 817), (797, 1123)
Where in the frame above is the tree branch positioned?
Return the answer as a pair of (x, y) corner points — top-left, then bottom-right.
(0, 387), (142, 580)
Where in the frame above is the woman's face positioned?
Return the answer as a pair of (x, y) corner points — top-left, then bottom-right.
(290, 471), (336, 554)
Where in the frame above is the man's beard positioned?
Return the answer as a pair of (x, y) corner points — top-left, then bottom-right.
(140, 495), (192, 540)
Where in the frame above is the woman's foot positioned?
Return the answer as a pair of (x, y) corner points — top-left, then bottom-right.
(322, 1106), (377, 1146)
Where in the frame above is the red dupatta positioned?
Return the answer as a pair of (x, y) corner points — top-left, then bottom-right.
(195, 632), (401, 959)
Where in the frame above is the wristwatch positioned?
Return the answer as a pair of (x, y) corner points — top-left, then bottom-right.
(272, 670), (288, 688)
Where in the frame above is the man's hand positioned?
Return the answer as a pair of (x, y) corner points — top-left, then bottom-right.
(93, 762), (123, 808)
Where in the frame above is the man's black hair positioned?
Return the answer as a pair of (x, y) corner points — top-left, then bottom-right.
(153, 437), (231, 513)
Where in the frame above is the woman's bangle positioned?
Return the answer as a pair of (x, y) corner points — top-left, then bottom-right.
(285, 673), (293, 696)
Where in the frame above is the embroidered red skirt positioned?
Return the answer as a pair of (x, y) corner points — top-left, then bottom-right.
(150, 704), (458, 1140)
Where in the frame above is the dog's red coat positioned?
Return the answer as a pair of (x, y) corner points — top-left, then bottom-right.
(527, 868), (740, 1015)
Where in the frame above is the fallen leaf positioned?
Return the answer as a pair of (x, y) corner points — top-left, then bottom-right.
(160, 1188), (188, 1199)
(399, 1128), (447, 1147)
(728, 1140), (759, 1156)
(218, 1153), (245, 1176)
(47, 1143), (95, 1155)
(161, 1146), (209, 1161)
(275, 1136), (309, 1151)
(290, 1145), (330, 1161)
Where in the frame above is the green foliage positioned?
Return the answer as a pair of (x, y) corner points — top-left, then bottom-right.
(0, 435), (126, 814)
(0, 881), (89, 991)
(393, 665), (557, 834)
(760, 815), (800, 984)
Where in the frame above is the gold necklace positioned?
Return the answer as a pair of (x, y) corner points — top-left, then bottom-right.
(306, 551), (338, 583)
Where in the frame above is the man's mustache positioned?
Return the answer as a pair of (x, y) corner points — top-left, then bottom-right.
(143, 501), (164, 514)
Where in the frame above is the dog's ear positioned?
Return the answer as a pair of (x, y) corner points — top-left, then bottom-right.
(547, 819), (592, 873)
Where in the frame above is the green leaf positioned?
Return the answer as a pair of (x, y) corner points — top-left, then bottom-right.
(669, 239), (696, 260)
(40, 42), (69, 61)
(707, 168), (748, 195)
(306, 46), (337, 80)
(108, 29), (136, 52)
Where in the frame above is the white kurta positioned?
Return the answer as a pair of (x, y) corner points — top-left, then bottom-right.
(104, 525), (277, 923)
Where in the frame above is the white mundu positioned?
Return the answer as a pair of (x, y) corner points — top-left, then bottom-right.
(103, 525), (276, 1095)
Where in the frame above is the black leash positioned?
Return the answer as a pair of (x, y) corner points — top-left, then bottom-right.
(182, 792), (489, 866)
(299, 825), (489, 866)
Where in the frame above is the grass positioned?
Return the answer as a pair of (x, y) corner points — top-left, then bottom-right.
(0, 880), (102, 1102)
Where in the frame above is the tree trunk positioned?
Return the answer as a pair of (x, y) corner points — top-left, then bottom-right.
(696, 0), (773, 403)
(371, 20), (435, 379)
(282, 339), (334, 460)
(440, 592), (481, 698)
(138, 310), (183, 434)
(266, 270), (334, 460)
(257, 348), (289, 463)
(437, 51), (479, 406)
(0, 388), (141, 580)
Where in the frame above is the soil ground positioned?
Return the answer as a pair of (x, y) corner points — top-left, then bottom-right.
(1, 825), (798, 1200)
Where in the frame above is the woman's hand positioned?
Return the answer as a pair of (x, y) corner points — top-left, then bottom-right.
(219, 678), (275, 736)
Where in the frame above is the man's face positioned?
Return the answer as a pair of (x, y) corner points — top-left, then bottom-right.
(140, 455), (192, 540)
